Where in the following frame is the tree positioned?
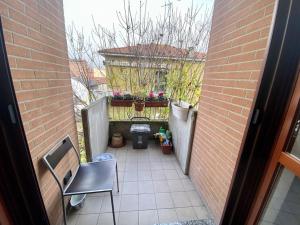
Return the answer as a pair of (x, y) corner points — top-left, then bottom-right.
(67, 0), (212, 106)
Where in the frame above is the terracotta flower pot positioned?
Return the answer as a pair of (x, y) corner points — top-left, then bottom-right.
(134, 101), (145, 111)
(111, 133), (123, 148)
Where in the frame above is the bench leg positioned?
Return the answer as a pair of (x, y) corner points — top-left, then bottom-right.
(116, 163), (119, 192)
(61, 194), (67, 225)
(110, 191), (116, 225)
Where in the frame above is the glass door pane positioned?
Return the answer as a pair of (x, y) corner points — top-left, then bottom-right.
(259, 114), (300, 225)
(259, 168), (300, 225)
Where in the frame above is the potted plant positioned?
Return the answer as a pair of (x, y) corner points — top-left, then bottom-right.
(145, 91), (169, 107)
(154, 128), (173, 154)
(110, 91), (134, 107)
(171, 99), (192, 121)
(160, 130), (173, 154)
(161, 141), (173, 154)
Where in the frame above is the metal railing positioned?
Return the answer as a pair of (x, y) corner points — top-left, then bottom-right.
(104, 60), (170, 69)
(108, 104), (169, 121)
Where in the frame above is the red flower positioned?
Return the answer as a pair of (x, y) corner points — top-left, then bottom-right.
(113, 91), (121, 96)
(149, 91), (154, 98)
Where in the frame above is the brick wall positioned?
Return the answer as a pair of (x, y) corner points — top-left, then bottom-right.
(189, 0), (275, 223)
(0, 0), (78, 224)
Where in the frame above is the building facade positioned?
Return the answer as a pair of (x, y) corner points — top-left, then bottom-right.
(100, 44), (205, 105)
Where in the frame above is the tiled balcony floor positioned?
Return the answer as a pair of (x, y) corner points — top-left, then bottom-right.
(67, 141), (211, 225)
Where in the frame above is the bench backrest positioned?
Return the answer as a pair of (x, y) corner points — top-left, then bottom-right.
(43, 136), (79, 170)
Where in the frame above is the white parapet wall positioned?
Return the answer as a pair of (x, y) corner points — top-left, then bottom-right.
(168, 106), (197, 174)
(81, 96), (109, 162)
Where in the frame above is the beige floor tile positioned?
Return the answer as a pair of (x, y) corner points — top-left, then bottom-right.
(116, 152), (127, 162)
(116, 171), (124, 182)
(138, 162), (151, 171)
(124, 171), (138, 182)
(126, 155), (138, 161)
(67, 212), (78, 225)
(155, 192), (174, 209)
(125, 163), (138, 172)
(113, 182), (123, 195)
(137, 156), (149, 161)
(153, 180), (170, 193)
(175, 207), (197, 221)
(150, 162), (163, 170)
(139, 193), (156, 210)
(139, 210), (159, 225)
(151, 170), (166, 181)
(126, 158), (138, 164)
(120, 195), (138, 211)
(97, 212), (119, 225)
(118, 211), (138, 225)
(171, 192), (192, 208)
(76, 214), (99, 225)
(193, 206), (209, 219)
(187, 191), (203, 206)
(76, 197), (103, 214)
(161, 155), (176, 161)
(138, 170), (152, 181)
(162, 162), (176, 170)
(122, 181), (139, 194)
(158, 209), (178, 223)
(138, 181), (154, 193)
(168, 180), (185, 192)
(117, 162), (126, 171)
(164, 170), (179, 180)
(100, 195), (121, 213)
(181, 179), (195, 191)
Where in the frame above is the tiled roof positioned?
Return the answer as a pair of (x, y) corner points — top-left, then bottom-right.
(69, 60), (107, 84)
(99, 43), (205, 60)
(94, 77), (107, 84)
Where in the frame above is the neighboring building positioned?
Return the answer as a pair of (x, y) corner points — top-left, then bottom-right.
(99, 44), (205, 98)
(93, 67), (106, 78)
(93, 68), (109, 94)
(69, 60), (108, 109)
(69, 60), (108, 93)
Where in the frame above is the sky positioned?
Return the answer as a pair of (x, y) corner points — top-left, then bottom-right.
(63, 0), (214, 34)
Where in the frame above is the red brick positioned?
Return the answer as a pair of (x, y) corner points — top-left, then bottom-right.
(189, 0), (275, 223)
(6, 43), (31, 58)
(2, 17), (27, 36)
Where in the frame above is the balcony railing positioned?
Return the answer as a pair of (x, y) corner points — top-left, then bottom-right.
(108, 104), (169, 121)
(104, 60), (170, 69)
(82, 96), (197, 174)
